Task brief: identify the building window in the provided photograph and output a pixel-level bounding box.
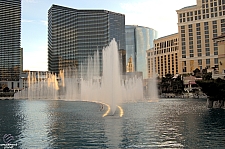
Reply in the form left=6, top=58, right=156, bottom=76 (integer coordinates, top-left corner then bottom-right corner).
left=198, top=59, right=202, bottom=65
left=214, top=58, right=218, bottom=64
left=195, top=16, right=198, bottom=20
left=196, top=23, right=200, bottom=27
left=205, top=31, right=209, bottom=34
left=210, top=3, right=213, bottom=7
left=179, top=14, right=182, bottom=18
left=206, top=59, right=210, bottom=65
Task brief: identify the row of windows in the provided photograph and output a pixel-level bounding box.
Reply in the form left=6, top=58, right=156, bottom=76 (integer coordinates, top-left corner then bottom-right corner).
left=148, top=54, right=178, bottom=76
left=202, top=0, right=225, bottom=5
left=179, top=3, right=225, bottom=23
left=154, top=38, right=178, bottom=48
left=182, top=58, right=218, bottom=73
left=180, top=19, right=224, bottom=58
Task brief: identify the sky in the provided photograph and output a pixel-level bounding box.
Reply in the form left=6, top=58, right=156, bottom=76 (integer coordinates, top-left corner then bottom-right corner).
left=21, top=0, right=196, bottom=71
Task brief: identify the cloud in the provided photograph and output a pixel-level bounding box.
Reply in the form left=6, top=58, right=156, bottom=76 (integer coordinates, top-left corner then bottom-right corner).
left=23, top=0, right=38, bottom=3
left=22, top=19, right=34, bottom=23
left=22, top=19, right=48, bottom=26
left=41, top=20, right=48, bottom=26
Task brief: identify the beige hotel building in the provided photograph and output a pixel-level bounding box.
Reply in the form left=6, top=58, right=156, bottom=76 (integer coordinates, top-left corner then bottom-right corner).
left=177, top=0, right=225, bottom=74
left=147, top=33, right=179, bottom=78
left=147, top=0, right=225, bottom=78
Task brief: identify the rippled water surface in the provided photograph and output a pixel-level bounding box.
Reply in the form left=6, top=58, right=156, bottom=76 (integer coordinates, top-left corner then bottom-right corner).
left=0, top=98, right=225, bottom=148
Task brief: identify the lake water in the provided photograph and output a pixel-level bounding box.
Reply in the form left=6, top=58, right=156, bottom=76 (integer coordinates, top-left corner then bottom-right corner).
left=0, top=98, right=225, bottom=148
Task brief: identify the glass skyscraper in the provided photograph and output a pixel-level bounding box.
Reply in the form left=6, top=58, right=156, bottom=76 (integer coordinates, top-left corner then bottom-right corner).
left=0, top=0, right=21, bottom=81
left=48, top=5, right=125, bottom=75
left=125, top=25, right=157, bottom=79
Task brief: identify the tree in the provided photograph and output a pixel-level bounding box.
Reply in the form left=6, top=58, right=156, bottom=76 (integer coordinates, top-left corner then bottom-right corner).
left=3, top=87, right=10, bottom=92
left=196, top=78, right=225, bottom=101
left=202, top=72, right=212, bottom=80
left=171, top=75, right=184, bottom=94
left=193, top=68, right=201, bottom=78
left=160, top=74, right=173, bottom=93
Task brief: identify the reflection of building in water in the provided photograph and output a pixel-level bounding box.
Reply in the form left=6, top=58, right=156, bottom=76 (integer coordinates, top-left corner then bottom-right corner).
left=126, top=56, right=134, bottom=72
left=48, top=5, right=125, bottom=75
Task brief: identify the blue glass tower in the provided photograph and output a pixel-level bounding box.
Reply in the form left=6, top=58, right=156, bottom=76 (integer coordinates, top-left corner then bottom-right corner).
left=125, top=25, right=157, bottom=79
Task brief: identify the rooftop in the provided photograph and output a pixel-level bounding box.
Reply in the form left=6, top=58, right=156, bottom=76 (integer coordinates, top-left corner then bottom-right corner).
left=155, top=33, right=178, bottom=40
left=177, top=5, right=197, bottom=11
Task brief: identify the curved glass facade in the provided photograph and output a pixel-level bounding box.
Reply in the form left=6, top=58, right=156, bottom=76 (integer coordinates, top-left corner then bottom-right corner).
left=125, top=25, right=157, bottom=79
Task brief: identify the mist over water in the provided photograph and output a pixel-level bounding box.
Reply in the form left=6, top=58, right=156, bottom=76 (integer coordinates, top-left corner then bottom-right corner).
left=15, top=39, right=158, bottom=115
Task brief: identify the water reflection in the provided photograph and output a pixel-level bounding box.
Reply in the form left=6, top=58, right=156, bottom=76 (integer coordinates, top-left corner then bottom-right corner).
left=0, top=99, right=225, bottom=148
left=0, top=100, right=23, bottom=145
left=16, top=100, right=51, bottom=148
left=46, top=101, right=108, bottom=148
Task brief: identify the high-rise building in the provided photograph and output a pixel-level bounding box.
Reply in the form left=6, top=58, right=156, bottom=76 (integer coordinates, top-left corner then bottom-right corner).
left=147, top=33, right=179, bottom=78
left=125, top=25, right=157, bottom=79
left=48, top=5, right=125, bottom=75
left=176, top=0, right=225, bottom=74
left=0, top=0, right=21, bottom=81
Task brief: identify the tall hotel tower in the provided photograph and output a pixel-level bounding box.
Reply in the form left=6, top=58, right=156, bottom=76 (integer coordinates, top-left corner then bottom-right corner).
left=0, top=0, right=21, bottom=81
left=177, top=0, right=225, bottom=74
left=125, top=25, right=157, bottom=79
left=48, top=5, right=125, bottom=74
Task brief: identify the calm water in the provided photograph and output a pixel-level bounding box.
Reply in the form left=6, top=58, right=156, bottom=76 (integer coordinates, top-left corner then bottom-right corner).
left=0, top=98, right=225, bottom=148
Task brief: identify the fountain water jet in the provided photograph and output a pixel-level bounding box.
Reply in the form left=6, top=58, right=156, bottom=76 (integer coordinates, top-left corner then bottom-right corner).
left=15, top=39, right=158, bottom=115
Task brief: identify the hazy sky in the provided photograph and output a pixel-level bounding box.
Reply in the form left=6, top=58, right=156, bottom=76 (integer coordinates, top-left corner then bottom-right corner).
left=22, top=0, right=196, bottom=71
